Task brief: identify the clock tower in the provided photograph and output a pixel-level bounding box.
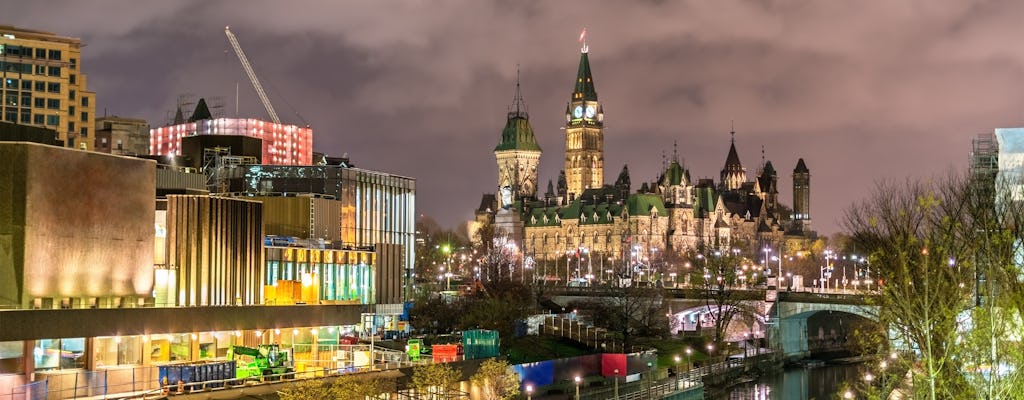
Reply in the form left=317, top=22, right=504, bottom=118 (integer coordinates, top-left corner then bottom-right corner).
left=494, top=69, right=542, bottom=209
left=563, top=39, right=604, bottom=202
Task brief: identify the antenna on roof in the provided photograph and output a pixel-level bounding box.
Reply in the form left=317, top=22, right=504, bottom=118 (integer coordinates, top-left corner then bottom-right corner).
left=509, top=64, right=528, bottom=118
left=673, top=140, right=679, bottom=162
left=730, top=120, right=735, bottom=143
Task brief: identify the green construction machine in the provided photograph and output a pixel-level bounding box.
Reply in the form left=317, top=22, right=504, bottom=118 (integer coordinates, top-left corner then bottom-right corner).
left=227, top=344, right=293, bottom=380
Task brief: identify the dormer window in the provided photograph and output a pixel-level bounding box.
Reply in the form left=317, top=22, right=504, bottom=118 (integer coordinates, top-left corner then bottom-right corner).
left=581, top=214, right=587, bottom=223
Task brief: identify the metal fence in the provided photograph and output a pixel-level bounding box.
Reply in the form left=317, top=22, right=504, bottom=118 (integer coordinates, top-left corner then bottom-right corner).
left=0, top=381, right=46, bottom=400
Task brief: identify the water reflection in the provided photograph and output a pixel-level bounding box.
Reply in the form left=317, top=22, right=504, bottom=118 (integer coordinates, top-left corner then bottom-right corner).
left=717, top=363, right=863, bottom=400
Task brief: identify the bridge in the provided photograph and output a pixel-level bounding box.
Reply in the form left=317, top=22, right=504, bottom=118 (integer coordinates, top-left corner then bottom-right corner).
left=540, top=286, right=880, bottom=360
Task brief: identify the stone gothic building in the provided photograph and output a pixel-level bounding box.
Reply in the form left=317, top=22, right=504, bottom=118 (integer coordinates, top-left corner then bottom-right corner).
left=473, top=39, right=814, bottom=279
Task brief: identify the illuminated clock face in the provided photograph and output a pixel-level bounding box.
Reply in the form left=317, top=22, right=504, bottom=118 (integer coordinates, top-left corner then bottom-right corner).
left=585, top=105, right=596, bottom=119
left=573, top=105, right=583, bottom=119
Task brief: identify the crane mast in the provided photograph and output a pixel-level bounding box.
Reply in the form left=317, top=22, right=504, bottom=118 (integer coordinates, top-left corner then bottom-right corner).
left=224, top=26, right=281, bottom=124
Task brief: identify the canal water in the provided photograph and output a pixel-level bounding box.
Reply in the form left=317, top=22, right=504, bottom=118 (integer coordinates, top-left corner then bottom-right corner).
left=715, top=362, right=864, bottom=400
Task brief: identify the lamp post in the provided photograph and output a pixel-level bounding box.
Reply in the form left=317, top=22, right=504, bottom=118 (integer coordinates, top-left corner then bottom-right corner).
left=525, top=384, right=533, bottom=400
left=574, top=375, right=581, bottom=400
left=613, top=369, right=620, bottom=399
left=685, top=347, right=692, bottom=371
left=674, top=355, right=681, bottom=388
left=645, top=361, right=653, bottom=398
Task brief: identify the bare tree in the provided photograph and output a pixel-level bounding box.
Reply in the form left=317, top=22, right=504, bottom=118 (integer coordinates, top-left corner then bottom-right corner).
left=845, top=176, right=977, bottom=399
left=686, top=245, right=757, bottom=348
left=573, top=286, right=667, bottom=348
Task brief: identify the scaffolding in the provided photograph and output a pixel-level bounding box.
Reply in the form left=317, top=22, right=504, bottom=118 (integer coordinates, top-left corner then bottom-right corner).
left=203, top=147, right=257, bottom=193
left=970, top=132, right=998, bottom=178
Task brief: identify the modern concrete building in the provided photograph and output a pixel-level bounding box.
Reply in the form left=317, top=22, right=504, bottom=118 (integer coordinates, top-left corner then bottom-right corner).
left=94, top=116, right=150, bottom=155
left=0, top=143, right=402, bottom=397
left=0, top=25, right=96, bottom=150
left=221, top=164, right=417, bottom=300
left=0, top=142, right=155, bottom=310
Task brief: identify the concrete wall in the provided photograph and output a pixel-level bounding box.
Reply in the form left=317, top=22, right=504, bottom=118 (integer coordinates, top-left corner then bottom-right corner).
left=0, top=142, right=155, bottom=308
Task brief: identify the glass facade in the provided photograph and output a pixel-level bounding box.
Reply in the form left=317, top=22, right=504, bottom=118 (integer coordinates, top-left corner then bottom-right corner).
left=265, top=247, right=375, bottom=304
left=225, top=165, right=416, bottom=299
left=0, top=341, right=23, bottom=374
left=32, top=338, right=84, bottom=371
left=94, top=336, right=142, bottom=367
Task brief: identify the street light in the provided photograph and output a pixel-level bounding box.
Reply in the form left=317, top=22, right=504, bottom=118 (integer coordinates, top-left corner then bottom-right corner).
left=673, top=355, right=681, bottom=388
left=613, top=369, right=620, bottom=399
left=685, top=347, right=692, bottom=371
left=525, top=384, right=533, bottom=400
left=645, top=361, right=653, bottom=398
left=574, top=375, right=581, bottom=400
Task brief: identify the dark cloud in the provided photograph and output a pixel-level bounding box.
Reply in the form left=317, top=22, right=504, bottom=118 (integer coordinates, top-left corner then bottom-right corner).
left=10, top=0, right=1024, bottom=235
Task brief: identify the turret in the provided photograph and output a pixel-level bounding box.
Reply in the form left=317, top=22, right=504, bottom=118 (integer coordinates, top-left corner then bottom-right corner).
left=494, top=68, right=542, bottom=208
left=720, top=129, right=746, bottom=191
left=792, top=158, right=811, bottom=233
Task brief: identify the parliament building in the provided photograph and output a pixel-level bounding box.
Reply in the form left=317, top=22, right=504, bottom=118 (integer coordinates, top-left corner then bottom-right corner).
left=473, top=40, right=814, bottom=281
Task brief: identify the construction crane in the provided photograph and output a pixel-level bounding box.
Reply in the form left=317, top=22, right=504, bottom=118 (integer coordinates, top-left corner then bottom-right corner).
left=224, top=26, right=281, bottom=124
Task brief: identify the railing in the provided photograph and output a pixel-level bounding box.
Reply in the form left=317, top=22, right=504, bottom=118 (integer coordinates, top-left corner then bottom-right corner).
left=0, top=381, right=46, bottom=400
left=541, top=316, right=644, bottom=353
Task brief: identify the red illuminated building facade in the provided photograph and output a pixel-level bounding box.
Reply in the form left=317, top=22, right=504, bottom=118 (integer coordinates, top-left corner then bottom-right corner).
left=149, top=99, right=312, bottom=165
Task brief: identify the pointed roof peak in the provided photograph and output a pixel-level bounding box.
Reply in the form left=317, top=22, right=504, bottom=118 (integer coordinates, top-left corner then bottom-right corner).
left=188, top=98, right=212, bottom=122
left=725, top=131, right=742, bottom=168
left=794, top=158, right=809, bottom=173
left=572, top=40, right=598, bottom=101
left=496, top=68, right=540, bottom=152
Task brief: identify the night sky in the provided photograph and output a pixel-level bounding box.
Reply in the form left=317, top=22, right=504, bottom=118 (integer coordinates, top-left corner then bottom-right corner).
left=12, top=1, right=1024, bottom=235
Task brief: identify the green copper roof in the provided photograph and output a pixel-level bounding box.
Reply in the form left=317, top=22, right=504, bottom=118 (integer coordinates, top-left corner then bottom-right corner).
left=662, top=160, right=687, bottom=186
left=573, top=52, right=598, bottom=101
left=762, top=160, right=775, bottom=177
left=494, top=116, right=541, bottom=152
left=694, top=186, right=718, bottom=217
left=626, top=194, right=668, bottom=217
left=495, top=73, right=542, bottom=152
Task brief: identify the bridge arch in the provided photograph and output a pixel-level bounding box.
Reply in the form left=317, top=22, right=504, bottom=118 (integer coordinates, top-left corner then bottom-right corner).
left=670, top=304, right=769, bottom=342
left=769, top=302, right=880, bottom=360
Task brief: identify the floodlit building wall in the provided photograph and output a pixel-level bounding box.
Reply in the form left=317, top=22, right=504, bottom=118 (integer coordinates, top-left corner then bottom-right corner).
left=163, top=195, right=264, bottom=306
left=0, top=142, right=154, bottom=309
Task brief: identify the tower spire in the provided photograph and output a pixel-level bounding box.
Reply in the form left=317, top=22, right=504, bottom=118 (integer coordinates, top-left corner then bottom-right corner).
left=761, top=145, right=766, bottom=171
left=673, top=140, right=679, bottom=162
left=510, top=64, right=527, bottom=118
left=730, top=120, right=735, bottom=144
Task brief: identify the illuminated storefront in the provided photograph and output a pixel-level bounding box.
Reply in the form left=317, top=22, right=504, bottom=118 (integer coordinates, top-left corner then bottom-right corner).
left=265, top=247, right=375, bottom=304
